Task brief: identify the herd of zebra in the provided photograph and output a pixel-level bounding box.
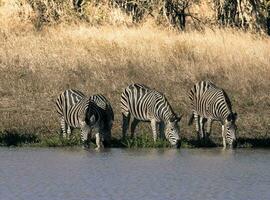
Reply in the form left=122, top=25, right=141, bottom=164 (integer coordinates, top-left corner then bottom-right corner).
left=55, top=80, right=238, bottom=149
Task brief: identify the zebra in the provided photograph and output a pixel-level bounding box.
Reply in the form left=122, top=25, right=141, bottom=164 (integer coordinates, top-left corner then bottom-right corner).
left=55, top=89, right=114, bottom=149
left=188, top=80, right=237, bottom=148
left=72, top=0, right=84, bottom=12
left=121, top=83, right=182, bottom=147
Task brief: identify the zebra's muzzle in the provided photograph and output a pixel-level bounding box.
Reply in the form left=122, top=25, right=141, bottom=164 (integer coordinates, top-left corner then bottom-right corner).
left=230, top=140, right=237, bottom=148
left=174, top=140, right=181, bottom=148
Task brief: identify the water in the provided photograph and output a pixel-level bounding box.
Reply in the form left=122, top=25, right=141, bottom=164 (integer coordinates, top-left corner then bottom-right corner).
left=0, top=148, right=270, bottom=200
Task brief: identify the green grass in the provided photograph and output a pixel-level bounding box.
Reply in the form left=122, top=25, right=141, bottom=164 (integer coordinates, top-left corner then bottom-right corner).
left=36, top=135, right=82, bottom=147
left=121, top=134, right=171, bottom=148
left=1, top=131, right=270, bottom=148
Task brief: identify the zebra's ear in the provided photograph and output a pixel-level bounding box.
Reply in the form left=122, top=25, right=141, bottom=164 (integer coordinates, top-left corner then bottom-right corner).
left=227, top=114, right=232, bottom=121
left=86, top=114, right=95, bottom=125
left=234, top=112, right=238, bottom=120
left=178, top=114, right=183, bottom=122
left=175, top=115, right=183, bottom=122
left=89, top=115, right=96, bottom=124
left=227, top=113, right=237, bottom=122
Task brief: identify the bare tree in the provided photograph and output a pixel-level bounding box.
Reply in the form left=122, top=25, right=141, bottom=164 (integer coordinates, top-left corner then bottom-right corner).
left=214, top=0, right=270, bottom=34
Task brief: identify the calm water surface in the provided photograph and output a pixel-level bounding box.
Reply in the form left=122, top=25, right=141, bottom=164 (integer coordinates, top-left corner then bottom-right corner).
left=0, top=148, right=270, bottom=200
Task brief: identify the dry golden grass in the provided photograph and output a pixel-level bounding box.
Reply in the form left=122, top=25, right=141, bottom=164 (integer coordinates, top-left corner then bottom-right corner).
left=0, top=0, right=269, bottom=145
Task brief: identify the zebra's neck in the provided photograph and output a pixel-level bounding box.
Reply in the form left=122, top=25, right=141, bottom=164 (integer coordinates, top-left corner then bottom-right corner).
left=219, top=107, right=232, bottom=123
left=82, top=99, right=90, bottom=112
left=159, top=101, right=175, bottom=124
left=210, top=91, right=232, bottom=123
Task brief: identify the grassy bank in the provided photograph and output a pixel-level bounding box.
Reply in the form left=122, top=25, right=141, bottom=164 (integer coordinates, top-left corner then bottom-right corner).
left=0, top=1, right=270, bottom=148
left=1, top=131, right=270, bottom=148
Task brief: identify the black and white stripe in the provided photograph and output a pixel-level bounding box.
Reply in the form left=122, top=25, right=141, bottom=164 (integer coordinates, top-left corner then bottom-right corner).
left=72, top=0, right=84, bottom=12
left=55, top=89, right=114, bottom=149
left=188, top=81, right=237, bottom=147
left=121, top=83, right=181, bottom=147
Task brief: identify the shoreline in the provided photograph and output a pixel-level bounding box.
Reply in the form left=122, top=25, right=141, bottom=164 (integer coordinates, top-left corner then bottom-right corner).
left=1, top=131, right=269, bottom=148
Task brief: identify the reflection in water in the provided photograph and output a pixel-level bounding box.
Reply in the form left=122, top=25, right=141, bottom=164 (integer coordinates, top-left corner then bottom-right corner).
left=0, top=148, right=270, bottom=200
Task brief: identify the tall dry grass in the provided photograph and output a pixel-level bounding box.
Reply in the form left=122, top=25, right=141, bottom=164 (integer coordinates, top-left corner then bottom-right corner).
left=0, top=0, right=269, bottom=144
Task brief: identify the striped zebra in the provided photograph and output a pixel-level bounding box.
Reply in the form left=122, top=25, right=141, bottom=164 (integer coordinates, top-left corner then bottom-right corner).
left=72, top=0, right=84, bottom=12
left=188, top=81, right=237, bottom=148
left=55, top=89, right=114, bottom=149
left=121, top=83, right=181, bottom=147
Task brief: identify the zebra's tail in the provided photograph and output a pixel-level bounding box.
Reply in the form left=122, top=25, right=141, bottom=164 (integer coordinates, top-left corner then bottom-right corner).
left=188, top=113, right=194, bottom=126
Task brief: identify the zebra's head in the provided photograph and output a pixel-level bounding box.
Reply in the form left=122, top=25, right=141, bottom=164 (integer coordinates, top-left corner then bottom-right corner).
left=85, top=114, right=97, bottom=126
left=225, top=112, right=238, bottom=147
left=97, top=109, right=114, bottom=147
left=85, top=111, right=107, bottom=146
left=165, top=115, right=182, bottom=148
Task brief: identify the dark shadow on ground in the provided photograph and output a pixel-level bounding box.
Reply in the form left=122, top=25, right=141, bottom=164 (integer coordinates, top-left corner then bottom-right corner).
left=237, top=137, right=270, bottom=148
left=181, top=137, right=218, bottom=148
left=0, top=130, right=39, bottom=146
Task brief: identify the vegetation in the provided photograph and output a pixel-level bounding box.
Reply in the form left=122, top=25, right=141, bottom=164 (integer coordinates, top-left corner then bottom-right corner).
left=0, top=0, right=269, bottom=148
left=1, top=130, right=270, bottom=148
left=5, top=0, right=269, bottom=33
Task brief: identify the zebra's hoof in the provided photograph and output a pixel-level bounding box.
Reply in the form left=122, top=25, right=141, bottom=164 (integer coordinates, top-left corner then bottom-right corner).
left=175, top=140, right=181, bottom=148
left=82, top=144, right=90, bottom=149
left=231, top=140, right=237, bottom=148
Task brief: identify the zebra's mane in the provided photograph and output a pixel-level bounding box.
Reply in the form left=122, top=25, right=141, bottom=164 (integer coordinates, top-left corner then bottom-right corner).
left=132, top=83, right=151, bottom=90
left=222, top=89, right=233, bottom=112
left=154, top=90, right=177, bottom=120
left=69, top=89, right=86, bottom=97
left=207, top=81, right=233, bottom=113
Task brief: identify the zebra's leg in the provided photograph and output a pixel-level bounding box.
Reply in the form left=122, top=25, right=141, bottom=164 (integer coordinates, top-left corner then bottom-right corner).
left=67, top=125, right=71, bottom=140
left=194, top=113, right=200, bottom=140
left=222, top=124, right=226, bottom=148
left=130, top=118, right=140, bottom=138
left=80, top=123, right=90, bottom=148
left=202, top=118, right=208, bottom=140
left=95, top=132, right=104, bottom=150
left=81, top=131, right=88, bottom=148
left=159, top=122, right=165, bottom=139
left=122, top=113, right=130, bottom=139
left=150, top=119, right=159, bottom=142
left=199, top=116, right=205, bottom=139
left=60, top=117, right=67, bottom=138
left=206, top=118, right=212, bottom=139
